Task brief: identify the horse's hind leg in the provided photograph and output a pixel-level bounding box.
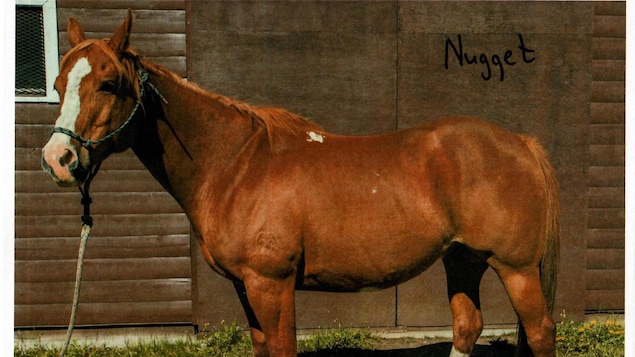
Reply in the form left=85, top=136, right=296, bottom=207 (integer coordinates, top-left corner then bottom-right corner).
left=443, top=244, right=489, bottom=357
left=494, top=266, right=555, bottom=357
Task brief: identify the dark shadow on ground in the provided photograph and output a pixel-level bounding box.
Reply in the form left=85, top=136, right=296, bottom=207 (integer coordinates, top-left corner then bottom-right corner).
left=300, top=341, right=516, bottom=357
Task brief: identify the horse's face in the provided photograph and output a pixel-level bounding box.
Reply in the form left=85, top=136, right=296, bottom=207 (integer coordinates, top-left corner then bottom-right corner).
left=42, top=12, right=136, bottom=186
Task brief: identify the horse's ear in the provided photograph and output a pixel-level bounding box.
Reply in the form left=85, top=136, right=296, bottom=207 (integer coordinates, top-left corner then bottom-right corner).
left=67, top=17, right=86, bottom=47
left=109, top=9, right=133, bottom=55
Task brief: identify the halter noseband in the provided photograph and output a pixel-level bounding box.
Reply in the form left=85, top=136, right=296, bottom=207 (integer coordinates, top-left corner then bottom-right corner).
left=50, top=70, right=161, bottom=150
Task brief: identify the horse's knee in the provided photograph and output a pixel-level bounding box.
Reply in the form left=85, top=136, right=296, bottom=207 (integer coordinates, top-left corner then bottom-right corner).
left=449, top=292, right=483, bottom=353
left=453, top=314, right=483, bottom=353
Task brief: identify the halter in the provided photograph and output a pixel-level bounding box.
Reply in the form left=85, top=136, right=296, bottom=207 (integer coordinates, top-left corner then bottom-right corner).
left=49, top=70, right=164, bottom=150
left=48, top=69, right=166, bottom=209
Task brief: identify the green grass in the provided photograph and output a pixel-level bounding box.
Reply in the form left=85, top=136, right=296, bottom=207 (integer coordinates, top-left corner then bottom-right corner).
left=15, top=322, right=253, bottom=357
left=298, top=327, right=376, bottom=352
left=556, top=312, right=624, bottom=357
left=15, top=315, right=624, bottom=356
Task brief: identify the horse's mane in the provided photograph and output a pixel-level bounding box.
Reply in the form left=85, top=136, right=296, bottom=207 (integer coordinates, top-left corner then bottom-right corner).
left=70, top=40, right=322, bottom=149
left=140, top=58, right=324, bottom=148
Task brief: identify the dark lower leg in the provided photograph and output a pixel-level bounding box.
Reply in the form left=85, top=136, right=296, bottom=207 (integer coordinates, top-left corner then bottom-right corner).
left=443, top=244, right=489, bottom=355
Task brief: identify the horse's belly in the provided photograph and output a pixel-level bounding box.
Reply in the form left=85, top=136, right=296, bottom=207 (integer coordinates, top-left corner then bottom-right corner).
left=298, top=232, right=445, bottom=292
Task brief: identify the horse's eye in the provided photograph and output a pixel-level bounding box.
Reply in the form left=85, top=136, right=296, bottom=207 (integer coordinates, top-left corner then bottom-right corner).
left=99, top=81, right=118, bottom=94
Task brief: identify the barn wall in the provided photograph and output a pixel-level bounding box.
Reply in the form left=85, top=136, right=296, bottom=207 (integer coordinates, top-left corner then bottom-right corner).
left=394, top=1, right=592, bottom=326
left=16, top=0, right=624, bottom=331
left=585, top=1, right=625, bottom=311
left=188, top=1, right=600, bottom=329
left=14, top=0, right=191, bottom=328
left=187, top=1, right=401, bottom=330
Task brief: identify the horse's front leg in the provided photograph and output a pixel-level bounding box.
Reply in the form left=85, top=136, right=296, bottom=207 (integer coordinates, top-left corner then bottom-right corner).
left=234, top=282, right=269, bottom=356
left=241, top=273, right=298, bottom=357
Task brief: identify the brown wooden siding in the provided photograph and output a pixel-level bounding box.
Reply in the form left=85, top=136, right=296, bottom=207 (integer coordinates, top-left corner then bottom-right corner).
left=14, top=0, right=190, bottom=328
left=586, top=1, right=625, bottom=311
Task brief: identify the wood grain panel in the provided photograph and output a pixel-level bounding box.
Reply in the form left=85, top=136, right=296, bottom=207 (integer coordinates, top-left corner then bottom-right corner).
left=16, top=148, right=148, bottom=171
left=15, top=124, right=49, bottom=149
left=188, top=1, right=397, bottom=136
left=589, top=145, right=624, bottom=166
left=588, top=124, right=624, bottom=145
left=589, top=172, right=623, bottom=191
left=16, top=257, right=191, bottom=283
left=585, top=290, right=624, bottom=312
left=57, top=0, right=185, bottom=11
left=57, top=9, right=186, bottom=34
left=16, top=192, right=181, bottom=216
left=59, top=33, right=186, bottom=57
left=590, top=103, right=624, bottom=124
left=586, top=249, right=624, bottom=270
left=593, top=2, right=626, bottom=16
left=193, top=1, right=396, bottom=34
left=16, top=170, right=166, bottom=193
left=588, top=3, right=625, bottom=311
left=592, top=38, right=625, bottom=60
left=296, top=289, right=396, bottom=329
left=592, top=60, right=625, bottom=81
left=591, top=81, right=625, bottom=103
left=587, top=229, right=624, bottom=249
left=399, top=1, right=592, bottom=34
left=147, top=56, right=187, bottom=77
left=16, top=279, right=191, bottom=305
left=15, top=213, right=189, bottom=238
left=15, top=235, right=190, bottom=260
left=593, top=16, right=626, bottom=38
left=15, top=103, right=59, bottom=125
left=16, top=0, right=193, bottom=330
left=586, top=269, right=624, bottom=291
left=588, top=187, right=624, bottom=208
left=16, top=300, right=191, bottom=327
left=587, top=208, right=624, bottom=229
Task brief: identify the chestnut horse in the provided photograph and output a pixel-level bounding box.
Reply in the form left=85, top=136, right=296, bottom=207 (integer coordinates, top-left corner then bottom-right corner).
left=41, top=11, right=559, bottom=357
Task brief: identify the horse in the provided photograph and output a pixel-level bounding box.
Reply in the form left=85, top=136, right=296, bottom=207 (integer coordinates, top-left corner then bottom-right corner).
left=41, top=11, right=559, bottom=357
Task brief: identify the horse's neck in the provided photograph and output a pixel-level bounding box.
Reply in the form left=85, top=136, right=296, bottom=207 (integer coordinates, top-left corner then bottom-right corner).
left=132, top=70, right=256, bottom=210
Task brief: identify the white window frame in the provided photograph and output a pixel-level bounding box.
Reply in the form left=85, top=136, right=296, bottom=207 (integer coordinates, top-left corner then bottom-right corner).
left=15, top=0, right=59, bottom=103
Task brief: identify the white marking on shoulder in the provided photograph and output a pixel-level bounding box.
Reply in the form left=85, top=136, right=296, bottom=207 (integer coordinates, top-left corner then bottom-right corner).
left=306, top=131, right=324, bottom=143
left=52, top=57, right=92, bottom=145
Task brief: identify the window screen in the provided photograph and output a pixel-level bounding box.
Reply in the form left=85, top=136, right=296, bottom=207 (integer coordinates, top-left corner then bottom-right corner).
left=15, top=0, right=58, bottom=103
left=16, top=6, right=47, bottom=97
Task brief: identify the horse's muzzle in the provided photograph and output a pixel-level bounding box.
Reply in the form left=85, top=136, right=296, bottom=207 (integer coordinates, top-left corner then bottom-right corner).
left=41, top=142, right=87, bottom=186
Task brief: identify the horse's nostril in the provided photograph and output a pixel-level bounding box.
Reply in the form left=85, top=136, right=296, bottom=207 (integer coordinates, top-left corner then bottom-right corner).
left=59, top=148, right=75, bottom=167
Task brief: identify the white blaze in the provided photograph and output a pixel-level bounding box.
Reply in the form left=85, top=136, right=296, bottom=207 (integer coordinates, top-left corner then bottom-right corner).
left=306, top=131, right=324, bottom=143
left=50, top=57, right=92, bottom=146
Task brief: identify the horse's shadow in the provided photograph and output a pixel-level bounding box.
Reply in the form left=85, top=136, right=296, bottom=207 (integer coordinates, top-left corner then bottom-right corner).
left=299, top=341, right=516, bottom=357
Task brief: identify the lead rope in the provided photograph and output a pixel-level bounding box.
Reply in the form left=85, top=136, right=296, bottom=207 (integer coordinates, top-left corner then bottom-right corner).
left=58, top=163, right=101, bottom=357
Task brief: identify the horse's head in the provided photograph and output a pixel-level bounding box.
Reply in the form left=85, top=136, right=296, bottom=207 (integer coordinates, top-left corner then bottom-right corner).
left=42, top=10, right=143, bottom=186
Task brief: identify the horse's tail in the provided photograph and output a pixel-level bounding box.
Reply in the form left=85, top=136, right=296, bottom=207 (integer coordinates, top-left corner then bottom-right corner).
left=517, top=135, right=560, bottom=353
